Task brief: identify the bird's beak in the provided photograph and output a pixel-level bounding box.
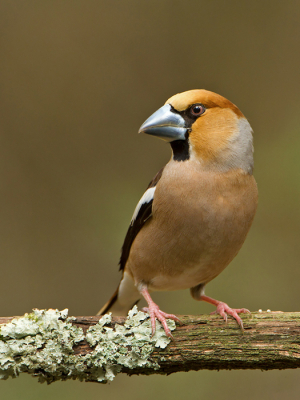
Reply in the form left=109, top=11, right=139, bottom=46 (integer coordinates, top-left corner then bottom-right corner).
left=138, top=104, right=186, bottom=142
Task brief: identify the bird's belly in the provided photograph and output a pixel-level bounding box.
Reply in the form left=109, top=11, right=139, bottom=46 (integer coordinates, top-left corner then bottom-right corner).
left=127, top=207, right=247, bottom=291
left=148, top=262, right=219, bottom=291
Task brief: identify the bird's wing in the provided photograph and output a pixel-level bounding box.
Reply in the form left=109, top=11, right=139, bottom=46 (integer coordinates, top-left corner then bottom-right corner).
left=119, top=167, right=164, bottom=271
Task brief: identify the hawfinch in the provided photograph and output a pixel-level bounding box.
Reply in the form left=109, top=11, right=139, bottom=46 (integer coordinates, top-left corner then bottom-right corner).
left=98, top=89, right=258, bottom=337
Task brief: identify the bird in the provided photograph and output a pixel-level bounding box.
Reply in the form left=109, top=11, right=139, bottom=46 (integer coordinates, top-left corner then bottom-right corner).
left=98, top=89, right=258, bottom=338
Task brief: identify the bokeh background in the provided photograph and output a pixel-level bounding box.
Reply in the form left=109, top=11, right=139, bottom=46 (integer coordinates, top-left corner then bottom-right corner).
left=1, top=1, right=300, bottom=399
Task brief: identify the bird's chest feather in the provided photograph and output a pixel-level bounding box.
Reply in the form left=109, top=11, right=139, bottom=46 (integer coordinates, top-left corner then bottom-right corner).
left=154, top=164, right=256, bottom=241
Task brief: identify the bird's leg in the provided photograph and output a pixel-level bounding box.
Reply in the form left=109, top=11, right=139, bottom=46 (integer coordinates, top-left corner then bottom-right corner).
left=200, top=295, right=250, bottom=330
left=140, top=287, right=181, bottom=338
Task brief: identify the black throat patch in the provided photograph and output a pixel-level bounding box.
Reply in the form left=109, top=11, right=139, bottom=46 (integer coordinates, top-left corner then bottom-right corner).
left=170, top=139, right=190, bottom=162
left=169, top=105, right=196, bottom=162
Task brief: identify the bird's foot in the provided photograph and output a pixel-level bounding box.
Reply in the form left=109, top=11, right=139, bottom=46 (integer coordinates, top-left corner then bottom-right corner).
left=142, top=305, right=181, bottom=338
left=210, top=302, right=250, bottom=330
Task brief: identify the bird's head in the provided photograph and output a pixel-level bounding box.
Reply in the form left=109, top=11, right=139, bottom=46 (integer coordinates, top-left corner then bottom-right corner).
left=139, top=90, right=254, bottom=174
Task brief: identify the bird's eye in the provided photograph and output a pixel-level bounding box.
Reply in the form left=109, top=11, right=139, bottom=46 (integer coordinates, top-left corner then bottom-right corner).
left=190, top=104, right=205, bottom=117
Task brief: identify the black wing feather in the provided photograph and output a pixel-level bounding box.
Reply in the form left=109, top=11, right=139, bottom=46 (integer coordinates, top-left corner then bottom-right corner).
left=119, top=167, right=164, bottom=271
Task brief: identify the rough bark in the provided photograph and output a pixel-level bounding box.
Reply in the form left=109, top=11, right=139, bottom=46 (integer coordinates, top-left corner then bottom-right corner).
left=75, top=311, right=300, bottom=373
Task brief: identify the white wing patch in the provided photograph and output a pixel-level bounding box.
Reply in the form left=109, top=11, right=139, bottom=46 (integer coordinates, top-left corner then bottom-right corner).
left=131, top=186, right=156, bottom=224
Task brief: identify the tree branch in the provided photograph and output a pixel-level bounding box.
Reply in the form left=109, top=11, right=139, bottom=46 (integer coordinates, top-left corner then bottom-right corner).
left=0, top=309, right=300, bottom=384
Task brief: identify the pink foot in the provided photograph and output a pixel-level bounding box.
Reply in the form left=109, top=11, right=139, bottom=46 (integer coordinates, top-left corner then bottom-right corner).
left=139, top=286, right=180, bottom=338
left=142, top=305, right=181, bottom=338
left=210, top=302, right=250, bottom=330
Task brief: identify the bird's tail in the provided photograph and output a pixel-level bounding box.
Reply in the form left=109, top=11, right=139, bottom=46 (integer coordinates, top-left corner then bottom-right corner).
left=97, top=272, right=141, bottom=316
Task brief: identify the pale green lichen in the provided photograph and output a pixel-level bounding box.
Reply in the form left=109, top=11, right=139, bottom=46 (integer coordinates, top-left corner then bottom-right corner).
left=0, top=307, right=175, bottom=384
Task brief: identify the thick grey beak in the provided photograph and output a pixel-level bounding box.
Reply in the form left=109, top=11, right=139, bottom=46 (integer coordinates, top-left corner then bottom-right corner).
left=138, top=104, right=186, bottom=142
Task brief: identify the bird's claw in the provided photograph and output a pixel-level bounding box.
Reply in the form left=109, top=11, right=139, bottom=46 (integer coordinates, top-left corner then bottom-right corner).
left=142, top=305, right=181, bottom=339
left=210, top=302, right=250, bottom=330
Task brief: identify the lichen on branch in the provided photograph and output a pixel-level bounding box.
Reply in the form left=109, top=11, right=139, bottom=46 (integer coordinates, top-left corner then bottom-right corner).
left=0, top=307, right=175, bottom=384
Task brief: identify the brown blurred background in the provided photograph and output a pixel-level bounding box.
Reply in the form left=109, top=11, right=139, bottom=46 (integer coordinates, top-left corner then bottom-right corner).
left=1, top=1, right=300, bottom=399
